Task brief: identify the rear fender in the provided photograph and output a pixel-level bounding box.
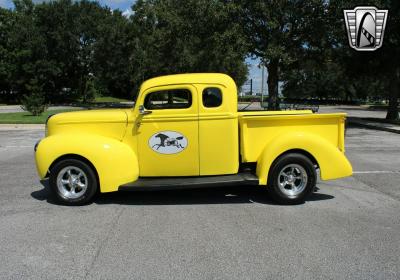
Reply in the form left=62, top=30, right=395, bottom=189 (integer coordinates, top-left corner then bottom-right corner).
left=35, top=133, right=138, bottom=192
left=256, top=132, right=352, bottom=185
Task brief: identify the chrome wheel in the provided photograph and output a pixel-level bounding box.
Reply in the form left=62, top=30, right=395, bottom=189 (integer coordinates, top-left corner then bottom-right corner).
left=56, top=166, right=88, bottom=200
left=277, top=164, right=308, bottom=198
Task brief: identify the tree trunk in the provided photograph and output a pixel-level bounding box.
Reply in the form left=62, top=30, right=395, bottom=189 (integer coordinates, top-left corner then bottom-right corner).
left=386, top=68, right=399, bottom=120
left=267, top=59, right=279, bottom=110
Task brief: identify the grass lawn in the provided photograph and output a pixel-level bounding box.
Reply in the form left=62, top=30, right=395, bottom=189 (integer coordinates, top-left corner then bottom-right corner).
left=0, top=109, right=81, bottom=124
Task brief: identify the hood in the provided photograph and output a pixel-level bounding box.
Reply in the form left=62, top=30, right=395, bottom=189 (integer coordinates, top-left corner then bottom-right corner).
left=47, top=109, right=129, bottom=140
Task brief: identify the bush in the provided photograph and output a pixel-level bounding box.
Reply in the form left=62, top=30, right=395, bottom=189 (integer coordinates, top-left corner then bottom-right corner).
left=82, top=78, right=98, bottom=103
left=21, top=83, right=48, bottom=116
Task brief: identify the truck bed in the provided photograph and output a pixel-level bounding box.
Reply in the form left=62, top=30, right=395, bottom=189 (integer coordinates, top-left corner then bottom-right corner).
left=238, top=110, right=346, bottom=162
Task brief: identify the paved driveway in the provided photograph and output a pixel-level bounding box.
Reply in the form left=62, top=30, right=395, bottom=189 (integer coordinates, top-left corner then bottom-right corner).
left=0, top=127, right=399, bottom=279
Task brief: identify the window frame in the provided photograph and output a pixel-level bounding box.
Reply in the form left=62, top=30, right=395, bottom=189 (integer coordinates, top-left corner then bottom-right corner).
left=202, top=87, right=223, bottom=108
left=143, top=88, right=193, bottom=110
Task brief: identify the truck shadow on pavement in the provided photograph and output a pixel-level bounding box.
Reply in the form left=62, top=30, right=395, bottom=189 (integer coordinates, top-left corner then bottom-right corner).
left=31, top=180, right=334, bottom=206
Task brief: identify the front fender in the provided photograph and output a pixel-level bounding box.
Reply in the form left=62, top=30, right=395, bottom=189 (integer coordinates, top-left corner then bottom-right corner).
left=256, top=132, right=352, bottom=185
left=35, top=133, right=139, bottom=192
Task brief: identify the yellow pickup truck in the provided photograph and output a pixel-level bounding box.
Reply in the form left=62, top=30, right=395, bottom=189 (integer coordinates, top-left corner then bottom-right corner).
left=34, top=73, right=352, bottom=205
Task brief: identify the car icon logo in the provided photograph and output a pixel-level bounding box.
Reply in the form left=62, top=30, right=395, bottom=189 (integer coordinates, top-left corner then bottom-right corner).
left=343, top=6, right=388, bottom=51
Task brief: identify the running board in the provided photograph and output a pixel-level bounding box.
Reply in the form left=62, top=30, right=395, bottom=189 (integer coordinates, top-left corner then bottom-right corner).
left=119, top=173, right=259, bottom=191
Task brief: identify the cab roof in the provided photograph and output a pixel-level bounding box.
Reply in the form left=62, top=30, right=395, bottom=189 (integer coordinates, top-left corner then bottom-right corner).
left=140, top=73, right=237, bottom=92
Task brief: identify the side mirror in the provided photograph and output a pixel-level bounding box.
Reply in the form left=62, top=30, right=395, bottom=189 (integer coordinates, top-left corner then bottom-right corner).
left=139, top=105, right=152, bottom=116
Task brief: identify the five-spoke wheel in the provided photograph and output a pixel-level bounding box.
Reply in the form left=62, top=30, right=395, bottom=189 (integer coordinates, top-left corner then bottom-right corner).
left=49, top=159, right=98, bottom=205
left=56, top=166, right=88, bottom=200
left=268, top=153, right=316, bottom=204
left=278, top=164, right=308, bottom=198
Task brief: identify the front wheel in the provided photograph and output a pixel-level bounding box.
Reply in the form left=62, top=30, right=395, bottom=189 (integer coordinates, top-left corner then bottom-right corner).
left=49, top=159, right=98, bottom=205
left=267, top=153, right=316, bottom=205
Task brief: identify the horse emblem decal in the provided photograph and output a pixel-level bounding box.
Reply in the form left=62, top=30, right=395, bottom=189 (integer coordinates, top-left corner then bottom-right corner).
left=148, top=131, right=188, bottom=154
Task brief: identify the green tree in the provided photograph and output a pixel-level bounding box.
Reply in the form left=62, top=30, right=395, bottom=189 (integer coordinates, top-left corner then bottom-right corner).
left=130, top=0, right=248, bottom=94
left=21, top=79, right=48, bottom=115
left=237, top=0, right=326, bottom=110
left=8, top=0, right=51, bottom=103
left=381, top=1, right=400, bottom=120
left=282, top=59, right=347, bottom=101
left=82, top=76, right=97, bottom=103
left=274, top=0, right=399, bottom=120
left=34, top=0, right=111, bottom=102
left=93, top=9, right=136, bottom=98
left=0, top=8, right=15, bottom=102
left=324, top=0, right=399, bottom=119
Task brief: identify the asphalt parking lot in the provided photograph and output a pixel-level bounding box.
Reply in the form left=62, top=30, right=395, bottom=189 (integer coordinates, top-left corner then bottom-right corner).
left=0, top=126, right=399, bottom=279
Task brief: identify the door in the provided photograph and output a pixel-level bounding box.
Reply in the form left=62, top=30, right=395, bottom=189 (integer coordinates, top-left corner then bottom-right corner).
left=136, top=85, right=199, bottom=176
left=197, top=85, right=239, bottom=175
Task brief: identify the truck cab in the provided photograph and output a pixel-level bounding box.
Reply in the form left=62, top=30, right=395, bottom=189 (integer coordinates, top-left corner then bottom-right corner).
left=35, top=73, right=352, bottom=205
left=132, top=74, right=239, bottom=177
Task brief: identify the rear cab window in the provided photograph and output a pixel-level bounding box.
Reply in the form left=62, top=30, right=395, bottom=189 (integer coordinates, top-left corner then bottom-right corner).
left=202, top=87, right=222, bottom=108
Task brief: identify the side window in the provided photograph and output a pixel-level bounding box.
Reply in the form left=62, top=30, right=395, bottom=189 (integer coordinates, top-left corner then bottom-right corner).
left=202, top=87, right=222, bottom=108
left=144, top=89, right=192, bottom=110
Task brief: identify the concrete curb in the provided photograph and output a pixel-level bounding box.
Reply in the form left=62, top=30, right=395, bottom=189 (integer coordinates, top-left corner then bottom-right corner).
left=0, top=124, right=45, bottom=130
left=348, top=118, right=400, bottom=134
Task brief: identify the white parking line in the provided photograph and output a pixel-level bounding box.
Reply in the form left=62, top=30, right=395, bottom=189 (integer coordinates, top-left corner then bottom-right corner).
left=353, top=171, right=400, bottom=174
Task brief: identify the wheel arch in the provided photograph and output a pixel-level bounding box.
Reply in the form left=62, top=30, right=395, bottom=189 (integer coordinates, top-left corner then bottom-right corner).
left=266, top=149, right=318, bottom=188
left=275, top=149, right=319, bottom=168
left=46, top=154, right=100, bottom=188
left=256, top=132, right=352, bottom=185
left=35, top=134, right=139, bottom=193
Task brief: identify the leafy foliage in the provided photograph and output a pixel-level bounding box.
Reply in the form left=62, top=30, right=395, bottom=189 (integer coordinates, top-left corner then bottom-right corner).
left=0, top=0, right=399, bottom=119
left=82, top=77, right=98, bottom=103
left=130, top=0, right=248, bottom=95
left=0, top=0, right=248, bottom=104
left=237, top=0, right=327, bottom=110
left=281, top=0, right=399, bottom=119
left=20, top=80, right=48, bottom=115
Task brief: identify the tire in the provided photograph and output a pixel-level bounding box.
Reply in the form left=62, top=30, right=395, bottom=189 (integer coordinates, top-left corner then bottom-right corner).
left=267, top=153, right=316, bottom=205
left=49, top=158, right=98, bottom=205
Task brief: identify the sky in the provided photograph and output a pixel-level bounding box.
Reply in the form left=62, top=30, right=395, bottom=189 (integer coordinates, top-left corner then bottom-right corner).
left=0, top=0, right=265, bottom=94
left=0, top=0, right=136, bottom=16
left=245, top=57, right=266, bottom=95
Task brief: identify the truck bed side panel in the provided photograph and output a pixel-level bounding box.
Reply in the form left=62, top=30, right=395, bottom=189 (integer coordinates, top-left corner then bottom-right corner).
left=239, top=113, right=346, bottom=162
left=239, top=113, right=351, bottom=183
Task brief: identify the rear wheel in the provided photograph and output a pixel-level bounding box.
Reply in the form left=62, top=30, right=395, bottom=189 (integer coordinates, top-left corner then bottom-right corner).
left=267, top=153, right=316, bottom=204
left=49, top=159, right=98, bottom=205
